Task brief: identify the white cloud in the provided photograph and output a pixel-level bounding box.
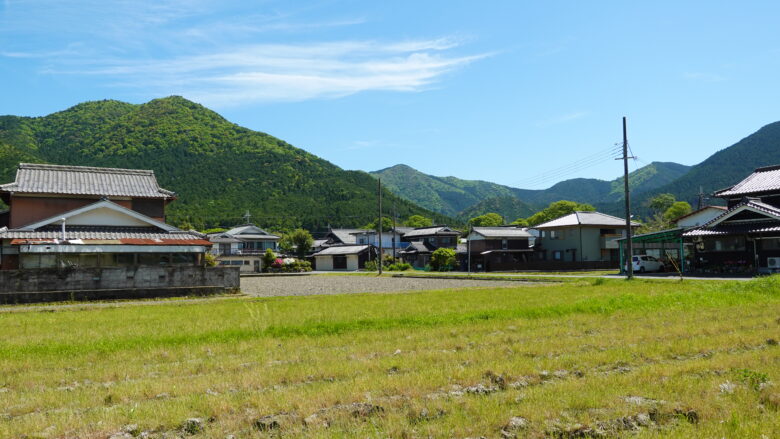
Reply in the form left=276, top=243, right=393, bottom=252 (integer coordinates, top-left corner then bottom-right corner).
left=47, top=39, right=488, bottom=106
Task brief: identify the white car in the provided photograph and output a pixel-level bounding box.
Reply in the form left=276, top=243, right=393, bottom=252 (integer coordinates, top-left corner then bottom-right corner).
left=629, top=255, right=664, bottom=273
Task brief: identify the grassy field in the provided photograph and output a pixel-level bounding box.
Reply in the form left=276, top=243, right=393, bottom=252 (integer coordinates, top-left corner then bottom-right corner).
left=1, top=277, right=779, bottom=438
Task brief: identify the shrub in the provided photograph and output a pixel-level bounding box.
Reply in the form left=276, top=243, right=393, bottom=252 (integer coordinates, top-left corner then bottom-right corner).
left=387, top=262, right=412, bottom=271
left=204, top=253, right=217, bottom=267
left=364, top=260, right=378, bottom=271
left=261, top=248, right=276, bottom=273
left=430, top=248, right=457, bottom=271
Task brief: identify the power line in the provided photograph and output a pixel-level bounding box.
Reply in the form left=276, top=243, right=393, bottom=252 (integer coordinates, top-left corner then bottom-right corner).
left=512, top=145, right=623, bottom=188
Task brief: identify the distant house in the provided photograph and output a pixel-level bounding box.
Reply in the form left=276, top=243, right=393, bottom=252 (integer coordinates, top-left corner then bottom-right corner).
left=0, top=163, right=211, bottom=270
left=311, top=245, right=376, bottom=271
left=672, top=206, right=727, bottom=228
left=682, top=165, right=780, bottom=274
left=323, top=227, right=369, bottom=246
left=532, top=211, right=639, bottom=268
left=399, top=225, right=460, bottom=268
left=351, top=227, right=412, bottom=257
left=207, top=224, right=280, bottom=272
left=466, top=226, right=534, bottom=271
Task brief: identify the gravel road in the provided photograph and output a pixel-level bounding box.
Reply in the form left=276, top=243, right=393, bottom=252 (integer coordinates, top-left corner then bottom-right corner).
left=240, top=274, right=539, bottom=297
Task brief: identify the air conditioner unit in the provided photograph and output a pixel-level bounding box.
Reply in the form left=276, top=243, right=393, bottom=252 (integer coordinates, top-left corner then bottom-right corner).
left=768, top=257, right=780, bottom=269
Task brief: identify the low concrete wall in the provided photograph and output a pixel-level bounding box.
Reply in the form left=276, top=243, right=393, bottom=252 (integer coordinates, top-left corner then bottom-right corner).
left=0, top=266, right=240, bottom=303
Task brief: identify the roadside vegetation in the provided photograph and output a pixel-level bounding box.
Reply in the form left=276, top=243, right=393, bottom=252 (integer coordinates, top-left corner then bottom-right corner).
left=1, top=277, right=779, bottom=438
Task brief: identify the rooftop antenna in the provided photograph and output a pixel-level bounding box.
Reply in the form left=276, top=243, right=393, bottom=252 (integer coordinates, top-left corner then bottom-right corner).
left=243, top=210, right=252, bottom=225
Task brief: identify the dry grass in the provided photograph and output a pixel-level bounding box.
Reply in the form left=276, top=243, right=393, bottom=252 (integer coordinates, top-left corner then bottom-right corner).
left=1, top=277, right=779, bottom=438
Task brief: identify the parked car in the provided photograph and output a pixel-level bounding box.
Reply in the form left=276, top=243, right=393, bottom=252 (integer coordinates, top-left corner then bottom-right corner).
left=628, top=255, right=664, bottom=273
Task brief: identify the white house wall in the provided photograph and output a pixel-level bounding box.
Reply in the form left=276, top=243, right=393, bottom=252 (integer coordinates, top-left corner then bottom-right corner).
left=57, top=207, right=152, bottom=227
left=315, top=256, right=333, bottom=271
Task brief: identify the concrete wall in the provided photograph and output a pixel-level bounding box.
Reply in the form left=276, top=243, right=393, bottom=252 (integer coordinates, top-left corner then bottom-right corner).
left=0, top=266, right=240, bottom=296
left=347, top=254, right=359, bottom=271
left=315, top=255, right=333, bottom=271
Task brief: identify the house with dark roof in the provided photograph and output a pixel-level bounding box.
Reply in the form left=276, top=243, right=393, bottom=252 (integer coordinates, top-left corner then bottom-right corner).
left=532, top=211, right=639, bottom=268
left=682, top=165, right=780, bottom=274
left=207, top=224, right=280, bottom=272
left=399, top=225, right=460, bottom=268
left=465, top=226, right=534, bottom=271
left=0, top=163, right=211, bottom=270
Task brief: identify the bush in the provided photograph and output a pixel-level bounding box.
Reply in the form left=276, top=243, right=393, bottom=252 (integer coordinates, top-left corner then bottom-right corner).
left=430, top=248, right=457, bottom=271
left=280, top=259, right=312, bottom=273
left=364, top=260, right=378, bottom=271
left=387, top=262, right=412, bottom=271
left=261, top=249, right=276, bottom=273
left=204, top=253, right=217, bottom=267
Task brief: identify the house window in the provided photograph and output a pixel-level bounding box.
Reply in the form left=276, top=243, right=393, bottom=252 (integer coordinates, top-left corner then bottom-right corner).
left=502, top=239, right=508, bottom=250
left=429, top=237, right=437, bottom=245
left=705, top=236, right=746, bottom=252
left=244, top=260, right=250, bottom=265
left=550, top=231, right=560, bottom=240
left=553, top=250, right=563, bottom=260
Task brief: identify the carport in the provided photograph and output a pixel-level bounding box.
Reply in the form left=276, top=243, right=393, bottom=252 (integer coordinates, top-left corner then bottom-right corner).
left=617, top=228, right=687, bottom=274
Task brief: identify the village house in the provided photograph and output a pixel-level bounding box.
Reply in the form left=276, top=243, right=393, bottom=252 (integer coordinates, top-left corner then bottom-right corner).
left=0, top=163, right=238, bottom=302
left=682, top=165, right=780, bottom=274
left=351, top=227, right=412, bottom=257
left=207, top=224, right=280, bottom=272
left=399, top=225, right=460, bottom=268
left=0, top=163, right=212, bottom=270
left=465, top=226, right=534, bottom=272
left=532, top=211, right=639, bottom=269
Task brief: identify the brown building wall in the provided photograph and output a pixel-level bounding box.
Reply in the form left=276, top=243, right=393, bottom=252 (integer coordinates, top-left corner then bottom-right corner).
left=8, top=196, right=165, bottom=228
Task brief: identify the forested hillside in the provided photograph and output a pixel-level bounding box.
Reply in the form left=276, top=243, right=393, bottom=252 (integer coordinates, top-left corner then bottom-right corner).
left=0, top=97, right=451, bottom=231
left=373, top=161, right=690, bottom=219
left=456, top=196, right=535, bottom=222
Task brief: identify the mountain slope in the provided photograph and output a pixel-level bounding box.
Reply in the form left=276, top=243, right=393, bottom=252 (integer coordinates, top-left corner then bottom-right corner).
left=372, top=161, right=691, bottom=217
left=640, top=121, right=780, bottom=205
left=456, top=196, right=535, bottom=222
left=0, top=97, right=451, bottom=231
left=371, top=164, right=519, bottom=216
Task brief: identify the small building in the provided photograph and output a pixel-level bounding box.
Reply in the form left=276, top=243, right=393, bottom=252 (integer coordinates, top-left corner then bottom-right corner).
left=399, top=225, right=460, bottom=268
left=466, top=226, right=534, bottom=271
left=682, top=165, right=780, bottom=274
left=351, top=228, right=411, bottom=257
left=208, top=224, right=280, bottom=272
left=672, top=206, right=727, bottom=228
left=323, top=227, right=370, bottom=246
left=311, top=245, right=376, bottom=271
left=532, top=211, right=639, bottom=268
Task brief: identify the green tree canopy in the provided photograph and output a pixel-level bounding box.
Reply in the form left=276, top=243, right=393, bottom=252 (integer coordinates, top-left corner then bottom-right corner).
left=430, top=248, right=457, bottom=271
left=363, top=217, right=394, bottom=232
left=663, top=201, right=692, bottom=222
left=511, top=218, right=529, bottom=227
left=468, top=212, right=504, bottom=227
left=279, top=229, right=314, bottom=259
left=647, top=193, right=676, bottom=214
left=404, top=214, right=434, bottom=228
left=525, top=200, right=596, bottom=226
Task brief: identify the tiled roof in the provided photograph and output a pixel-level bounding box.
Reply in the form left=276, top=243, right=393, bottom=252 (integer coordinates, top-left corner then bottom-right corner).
left=222, top=224, right=279, bottom=239
left=683, top=223, right=780, bottom=237
left=0, top=226, right=205, bottom=241
left=312, top=245, right=370, bottom=256
left=471, top=226, right=532, bottom=238
left=329, top=228, right=370, bottom=244
left=533, top=211, right=639, bottom=229
left=671, top=205, right=727, bottom=223
left=715, top=164, right=780, bottom=197
left=0, top=163, right=175, bottom=199
left=399, top=241, right=436, bottom=254
left=403, top=226, right=460, bottom=238
left=698, top=199, right=780, bottom=229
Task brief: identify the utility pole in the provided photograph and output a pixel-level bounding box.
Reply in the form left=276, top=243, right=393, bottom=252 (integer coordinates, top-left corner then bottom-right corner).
left=392, top=201, right=397, bottom=262
left=697, top=186, right=706, bottom=210
left=378, top=178, right=383, bottom=275
left=621, top=116, right=634, bottom=279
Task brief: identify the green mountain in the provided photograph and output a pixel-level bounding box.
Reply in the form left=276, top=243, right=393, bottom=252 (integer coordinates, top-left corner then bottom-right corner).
left=371, top=164, right=520, bottom=217
left=372, top=161, right=690, bottom=219
left=456, top=196, right=535, bottom=223
left=0, top=97, right=451, bottom=231
left=639, top=121, right=780, bottom=205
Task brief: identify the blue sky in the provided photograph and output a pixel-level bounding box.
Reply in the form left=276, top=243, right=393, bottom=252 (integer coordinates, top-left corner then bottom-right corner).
left=2, top=1, right=780, bottom=188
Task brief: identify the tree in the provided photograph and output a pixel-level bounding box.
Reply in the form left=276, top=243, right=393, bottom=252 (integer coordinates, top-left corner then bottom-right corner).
left=261, top=248, right=276, bottom=273
left=430, top=248, right=456, bottom=271
left=525, top=200, right=596, bottom=226
left=647, top=193, right=676, bottom=214
left=363, top=217, right=394, bottom=232
left=511, top=218, right=529, bottom=227
left=468, top=212, right=504, bottom=227
left=279, top=229, right=314, bottom=259
left=664, top=201, right=692, bottom=222
left=405, top=214, right=433, bottom=228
